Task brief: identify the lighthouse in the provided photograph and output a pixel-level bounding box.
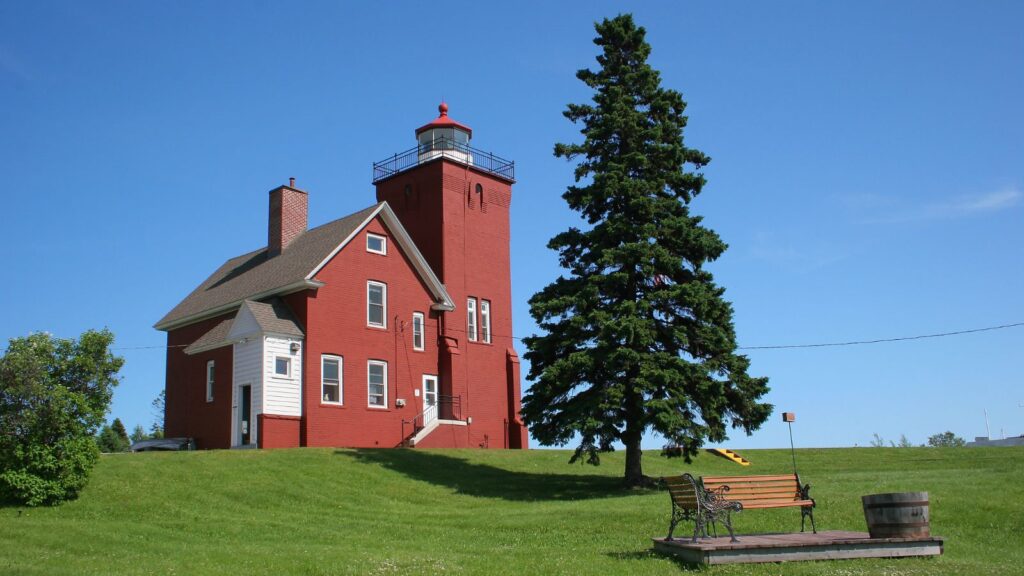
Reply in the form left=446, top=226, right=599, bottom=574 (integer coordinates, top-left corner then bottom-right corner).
left=373, top=103, right=527, bottom=449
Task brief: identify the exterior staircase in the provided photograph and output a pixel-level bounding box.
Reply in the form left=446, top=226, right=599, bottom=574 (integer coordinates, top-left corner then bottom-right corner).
left=707, top=448, right=751, bottom=466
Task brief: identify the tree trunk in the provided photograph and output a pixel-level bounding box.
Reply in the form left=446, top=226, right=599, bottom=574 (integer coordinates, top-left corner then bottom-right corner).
left=623, top=424, right=644, bottom=487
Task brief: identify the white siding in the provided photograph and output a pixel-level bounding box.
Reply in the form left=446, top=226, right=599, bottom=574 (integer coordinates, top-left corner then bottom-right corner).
left=263, top=336, right=302, bottom=417
left=232, top=337, right=263, bottom=446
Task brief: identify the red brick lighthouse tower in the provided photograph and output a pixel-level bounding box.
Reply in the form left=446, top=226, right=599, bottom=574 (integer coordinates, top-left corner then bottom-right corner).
left=373, top=103, right=527, bottom=449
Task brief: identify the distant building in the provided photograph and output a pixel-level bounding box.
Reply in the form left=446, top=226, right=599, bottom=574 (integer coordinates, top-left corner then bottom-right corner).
left=966, top=436, right=1024, bottom=447
left=155, top=104, right=528, bottom=450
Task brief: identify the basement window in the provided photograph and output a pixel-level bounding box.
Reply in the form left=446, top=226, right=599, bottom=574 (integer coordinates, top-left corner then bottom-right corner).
left=366, top=233, right=387, bottom=255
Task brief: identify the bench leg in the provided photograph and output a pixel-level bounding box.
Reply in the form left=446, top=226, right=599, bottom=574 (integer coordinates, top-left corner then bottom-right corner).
left=801, top=507, right=817, bottom=534
left=720, top=511, right=739, bottom=543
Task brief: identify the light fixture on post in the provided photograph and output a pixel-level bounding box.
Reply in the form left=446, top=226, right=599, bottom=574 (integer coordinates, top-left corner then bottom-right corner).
left=782, top=412, right=798, bottom=477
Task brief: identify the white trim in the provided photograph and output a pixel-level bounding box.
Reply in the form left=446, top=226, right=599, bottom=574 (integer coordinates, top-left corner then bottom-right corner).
left=480, top=299, right=491, bottom=343
left=366, top=233, right=387, bottom=255
left=367, top=360, right=388, bottom=408
left=206, top=360, right=215, bottom=402
left=467, top=297, right=478, bottom=341
left=154, top=279, right=323, bottom=331
left=367, top=281, right=387, bottom=328
left=321, top=354, right=343, bottom=405
left=304, top=202, right=455, bottom=311
left=412, top=312, right=425, bottom=351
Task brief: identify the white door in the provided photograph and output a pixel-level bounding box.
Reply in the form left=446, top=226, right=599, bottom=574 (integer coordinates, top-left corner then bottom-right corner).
left=422, top=375, right=438, bottom=426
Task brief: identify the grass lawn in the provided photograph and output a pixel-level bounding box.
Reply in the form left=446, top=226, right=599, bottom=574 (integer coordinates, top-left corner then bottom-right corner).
left=1, top=446, right=1021, bottom=575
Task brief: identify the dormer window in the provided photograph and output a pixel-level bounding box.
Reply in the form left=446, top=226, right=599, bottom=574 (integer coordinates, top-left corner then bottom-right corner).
left=366, top=233, right=386, bottom=255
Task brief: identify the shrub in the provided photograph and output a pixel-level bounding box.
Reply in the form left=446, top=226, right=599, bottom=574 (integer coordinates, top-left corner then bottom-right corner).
left=928, top=431, right=966, bottom=447
left=0, top=330, right=123, bottom=506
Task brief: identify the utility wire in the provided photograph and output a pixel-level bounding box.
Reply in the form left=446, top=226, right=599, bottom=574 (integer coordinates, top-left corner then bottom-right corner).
left=736, top=321, right=1024, bottom=350
left=2, top=321, right=1022, bottom=355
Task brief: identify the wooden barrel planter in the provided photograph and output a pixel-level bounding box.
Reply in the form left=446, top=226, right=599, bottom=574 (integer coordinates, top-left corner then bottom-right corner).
left=862, top=492, right=930, bottom=539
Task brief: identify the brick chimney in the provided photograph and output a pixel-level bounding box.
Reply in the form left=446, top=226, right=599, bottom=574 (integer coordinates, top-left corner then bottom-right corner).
left=268, top=178, right=308, bottom=257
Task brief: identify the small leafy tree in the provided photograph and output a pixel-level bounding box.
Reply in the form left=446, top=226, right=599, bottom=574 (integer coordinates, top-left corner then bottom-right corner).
left=522, top=14, right=771, bottom=486
left=96, top=418, right=130, bottom=453
left=130, top=425, right=148, bottom=443
left=0, top=330, right=123, bottom=505
left=927, top=431, right=966, bottom=447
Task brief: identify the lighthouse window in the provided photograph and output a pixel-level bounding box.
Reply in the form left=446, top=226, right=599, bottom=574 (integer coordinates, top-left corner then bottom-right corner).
left=467, top=297, right=478, bottom=341
left=481, top=299, right=492, bottom=344
left=366, top=233, right=386, bottom=255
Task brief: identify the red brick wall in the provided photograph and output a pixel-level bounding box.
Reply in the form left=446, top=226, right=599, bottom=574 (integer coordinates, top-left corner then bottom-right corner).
left=268, top=184, right=308, bottom=257
left=378, top=159, right=528, bottom=449
left=164, top=313, right=235, bottom=449
left=300, top=216, right=444, bottom=448
left=258, top=414, right=301, bottom=449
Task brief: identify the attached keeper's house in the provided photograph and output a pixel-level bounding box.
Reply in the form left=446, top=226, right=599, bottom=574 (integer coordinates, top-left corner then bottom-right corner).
left=155, top=104, right=528, bottom=450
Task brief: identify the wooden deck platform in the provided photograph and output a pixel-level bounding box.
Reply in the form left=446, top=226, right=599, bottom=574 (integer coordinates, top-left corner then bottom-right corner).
left=652, top=530, right=944, bottom=565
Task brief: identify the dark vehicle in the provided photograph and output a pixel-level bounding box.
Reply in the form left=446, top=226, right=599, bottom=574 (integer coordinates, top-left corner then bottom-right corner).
left=130, top=438, right=195, bottom=452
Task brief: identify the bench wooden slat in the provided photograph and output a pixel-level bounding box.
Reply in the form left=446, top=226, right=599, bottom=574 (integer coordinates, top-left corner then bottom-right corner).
left=704, top=480, right=798, bottom=489
left=704, top=474, right=799, bottom=482
left=713, top=489, right=801, bottom=499
left=739, top=500, right=815, bottom=509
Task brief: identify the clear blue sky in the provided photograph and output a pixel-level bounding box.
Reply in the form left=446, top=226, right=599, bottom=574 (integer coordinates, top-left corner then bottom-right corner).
left=2, top=1, right=1021, bottom=449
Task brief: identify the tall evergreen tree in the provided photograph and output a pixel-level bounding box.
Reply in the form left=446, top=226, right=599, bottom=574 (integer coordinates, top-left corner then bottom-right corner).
left=521, top=14, right=772, bottom=486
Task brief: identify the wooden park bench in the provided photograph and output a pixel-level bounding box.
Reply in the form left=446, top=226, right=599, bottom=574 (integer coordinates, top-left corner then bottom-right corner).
left=663, top=473, right=816, bottom=542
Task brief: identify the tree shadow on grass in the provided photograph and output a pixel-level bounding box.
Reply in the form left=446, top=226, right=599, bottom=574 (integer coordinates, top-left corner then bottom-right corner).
left=337, top=448, right=653, bottom=502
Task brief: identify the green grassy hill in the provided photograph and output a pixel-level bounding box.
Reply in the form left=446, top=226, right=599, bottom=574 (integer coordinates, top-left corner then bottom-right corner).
left=1, top=446, right=1021, bottom=575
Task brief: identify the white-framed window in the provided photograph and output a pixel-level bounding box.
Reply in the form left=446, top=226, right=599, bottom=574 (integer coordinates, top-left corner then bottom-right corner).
left=206, top=360, right=215, bottom=402
left=366, top=233, right=387, bottom=255
left=481, top=299, right=491, bottom=344
left=274, top=356, right=291, bottom=377
left=321, top=355, right=342, bottom=404
left=367, top=360, right=387, bottom=408
left=367, top=281, right=387, bottom=328
left=467, top=297, right=478, bottom=341
left=412, top=312, right=425, bottom=351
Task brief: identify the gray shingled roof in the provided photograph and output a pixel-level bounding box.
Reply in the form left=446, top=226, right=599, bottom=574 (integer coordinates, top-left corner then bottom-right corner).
left=241, top=299, right=304, bottom=337
left=182, top=318, right=233, bottom=354
left=156, top=203, right=382, bottom=330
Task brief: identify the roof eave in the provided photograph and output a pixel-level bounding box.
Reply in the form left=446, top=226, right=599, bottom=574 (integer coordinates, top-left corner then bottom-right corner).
left=154, top=279, right=324, bottom=332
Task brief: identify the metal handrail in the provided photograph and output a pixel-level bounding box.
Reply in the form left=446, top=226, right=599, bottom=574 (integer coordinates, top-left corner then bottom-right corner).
left=372, top=138, right=514, bottom=183
left=400, top=395, right=463, bottom=446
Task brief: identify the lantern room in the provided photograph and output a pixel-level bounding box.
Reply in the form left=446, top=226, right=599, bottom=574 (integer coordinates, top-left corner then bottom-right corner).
left=416, top=101, right=473, bottom=165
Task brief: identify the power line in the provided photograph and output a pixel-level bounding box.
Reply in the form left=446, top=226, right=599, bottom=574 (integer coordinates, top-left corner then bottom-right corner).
left=2, top=321, right=1021, bottom=356
left=737, top=321, right=1024, bottom=350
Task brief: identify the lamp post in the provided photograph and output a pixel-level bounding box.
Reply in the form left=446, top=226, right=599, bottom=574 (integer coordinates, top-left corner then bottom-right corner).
left=782, top=412, right=798, bottom=477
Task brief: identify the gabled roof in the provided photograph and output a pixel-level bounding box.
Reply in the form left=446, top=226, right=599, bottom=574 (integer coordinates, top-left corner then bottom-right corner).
left=155, top=202, right=454, bottom=331
left=183, top=298, right=304, bottom=356
left=236, top=299, right=304, bottom=338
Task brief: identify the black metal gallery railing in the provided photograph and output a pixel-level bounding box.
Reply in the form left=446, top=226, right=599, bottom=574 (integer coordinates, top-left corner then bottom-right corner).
left=400, top=395, right=463, bottom=446
left=372, top=138, right=514, bottom=183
